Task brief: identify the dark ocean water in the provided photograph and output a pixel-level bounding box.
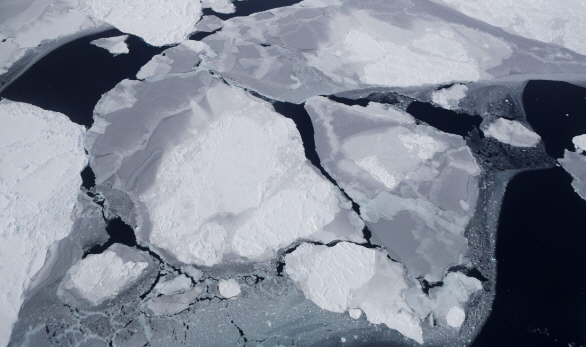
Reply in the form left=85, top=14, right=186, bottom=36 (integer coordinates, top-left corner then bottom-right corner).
left=1, top=11, right=586, bottom=347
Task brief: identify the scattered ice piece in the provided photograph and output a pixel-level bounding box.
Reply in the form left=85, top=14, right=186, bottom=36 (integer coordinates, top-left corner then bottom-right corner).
left=59, top=245, right=149, bottom=306
left=558, top=150, right=586, bottom=201
left=483, top=118, right=541, bottom=147
left=155, top=275, right=192, bottom=295
left=306, top=96, right=480, bottom=281
left=78, top=0, right=203, bottom=46
left=431, top=84, right=468, bottom=110
left=0, top=100, right=87, bottom=346
left=572, top=134, right=586, bottom=153
left=218, top=279, right=241, bottom=298
left=90, top=35, right=129, bottom=55
left=201, top=0, right=235, bottom=14
left=432, top=0, right=586, bottom=56
left=286, top=242, right=423, bottom=344
left=348, top=308, right=362, bottom=319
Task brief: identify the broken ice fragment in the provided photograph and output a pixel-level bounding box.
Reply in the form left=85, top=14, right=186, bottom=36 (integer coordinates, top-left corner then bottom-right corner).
left=305, top=96, right=480, bottom=281
left=136, top=41, right=213, bottom=80
left=483, top=118, right=541, bottom=147
left=90, top=35, right=129, bottom=56
left=431, top=84, right=468, bottom=110
left=58, top=245, right=149, bottom=306
left=146, top=284, right=206, bottom=316
left=155, top=274, right=193, bottom=295
left=572, top=134, right=586, bottom=153
left=558, top=150, right=586, bottom=201
left=218, top=279, right=241, bottom=298
left=201, top=0, right=235, bottom=14
left=285, top=242, right=423, bottom=344
left=0, top=100, right=87, bottom=347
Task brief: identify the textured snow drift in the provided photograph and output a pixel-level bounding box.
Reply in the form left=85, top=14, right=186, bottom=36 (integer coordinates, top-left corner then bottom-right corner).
left=0, top=100, right=87, bottom=346
left=305, top=96, right=480, bottom=281
left=90, top=35, right=129, bottom=55
left=58, top=245, right=149, bottom=306
left=483, top=118, right=541, bottom=147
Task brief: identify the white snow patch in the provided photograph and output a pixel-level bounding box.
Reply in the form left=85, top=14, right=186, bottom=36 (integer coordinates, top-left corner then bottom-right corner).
left=79, top=0, right=203, bottom=46
left=431, top=84, right=468, bottom=110
left=286, top=242, right=423, bottom=344
left=483, top=118, right=541, bottom=147
left=61, top=249, right=148, bottom=305
left=90, top=35, right=129, bottom=55
left=0, top=100, right=87, bottom=346
left=572, top=134, right=586, bottom=153
left=218, top=279, right=241, bottom=298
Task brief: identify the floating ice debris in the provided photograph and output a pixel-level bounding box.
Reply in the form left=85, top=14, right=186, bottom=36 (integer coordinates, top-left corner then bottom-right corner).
left=285, top=242, right=423, bottom=344
left=85, top=69, right=364, bottom=267
left=155, top=274, right=193, bottom=295
left=218, top=279, right=241, bottom=298
left=0, top=100, right=87, bottom=346
left=432, top=0, right=586, bottom=56
left=558, top=150, right=586, bottom=201
left=79, top=0, right=203, bottom=46
left=572, top=134, right=586, bottom=153
left=431, top=84, right=468, bottom=110
left=0, top=0, right=98, bottom=75
left=201, top=0, right=236, bottom=14
left=483, top=118, right=541, bottom=147
left=90, top=35, right=129, bottom=55
left=305, top=96, right=480, bottom=281
left=58, top=245, right=149, bottom=306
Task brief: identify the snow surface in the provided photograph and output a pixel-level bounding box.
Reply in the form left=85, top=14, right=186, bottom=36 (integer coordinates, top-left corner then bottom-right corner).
left=483, top=118, right=541, bottom=147
left=285, top=242, right=423, bottom=343
left=0, top=100, right=87, bottom=346
left=572, top=134, right=586, bottom=153
left=90, top=35, right=129, bottom=55
left=218, top=279, right=241, bottom=298
left=59, top=245, right=149, bottom=306
left=305, top=97, right=480, bottom=281
left=431, top=84, right=468, bottom=110
left=432, top=0, right=586, bottom=56
left=85, top=68, right=364, bottom=268
left=78, top=0, right=203, bottom=46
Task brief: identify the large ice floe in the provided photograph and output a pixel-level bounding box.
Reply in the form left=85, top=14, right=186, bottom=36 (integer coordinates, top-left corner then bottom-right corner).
left=0, top=100, right=87, bottom=346
left=85, top=68, right=364, bottom=267
left=305, top=96, right=481, bottom=281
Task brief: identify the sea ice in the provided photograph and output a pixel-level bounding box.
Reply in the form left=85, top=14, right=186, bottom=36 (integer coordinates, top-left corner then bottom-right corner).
left=58, top=245, right=149, bottom=306
left=90, top=35, right=129, bottom=55
left=0, top=100, right=87, bottom=346
left=85, top=68, right=364, bottom=268
left=431, top=84, right=468, bottom=110
left=155, top=274, right=193, bottom=295
left=218, top=279, right=241, bottom=298
left=285, top=242, right=423, bottom=343
left=305, top=97, right=481, bottom=281
left=483, top=118, right=541, bottom=147
left=432, top=0, right=586, bottom=56
left=572, top=134, right=586, bottom=153
left=78, top=0, right=203, bottom=46
left=201, top=0, right=236, bottom=14
left=136, top=41, right=214, bottom=80
left=558, top=150, right=586, bottom=201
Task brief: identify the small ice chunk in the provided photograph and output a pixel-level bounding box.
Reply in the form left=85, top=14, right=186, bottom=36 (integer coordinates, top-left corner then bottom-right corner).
left=182, top=266, right=203, bottom=281
left=572, top=134, right=586, bottom=153
left=446, top=306, right=466, bottom=328
left=431, top=84, right=468, bottom=110
left=147, top=284, right=205, bottom=316
left=218, top=279, right=241, bottom=298
left=155, top=275, right=192, bottom=295
left=348, top=308, right=362, bottom=319
left=286, top=242, right=423, bottom=344
left=90, top=35, right=129, bottom=55
left=558, top=150, right=586, bottom=201
left=59, top=245, right=149, bottom=305
left=201, top=0, right=235, bottom=14
left=483, top=118, right=541, bottom=147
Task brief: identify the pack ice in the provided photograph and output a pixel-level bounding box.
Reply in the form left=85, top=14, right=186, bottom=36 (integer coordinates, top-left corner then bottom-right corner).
left=85, top=66, right=364, bottom=268
left=305, top=97, right=481, bottom=281
left=0, top=100, right=87, bottom=346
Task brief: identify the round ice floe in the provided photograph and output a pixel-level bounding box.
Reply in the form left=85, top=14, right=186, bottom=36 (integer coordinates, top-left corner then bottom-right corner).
left=218, top=279, right=241, bottom=298
left=348, top=308, right=362, bottom=319
left=446, top=306, right=466, bottom=328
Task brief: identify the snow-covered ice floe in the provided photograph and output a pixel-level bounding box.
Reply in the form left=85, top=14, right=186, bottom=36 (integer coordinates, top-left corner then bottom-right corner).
left=431, top=84, right=468, bottom=110
left=572, top=134, right=586, bottom=153
left=482, top=118, right=541, bottom=147
left=58, top=245, right=150, bottom=306
left=285, top=242, right=483, bottom=344
left=305, top=96, right=481, bottom=281
left=0, top=100, right=87, bottom=346
left=90, top=35, right=129, bottom=55
left=85, top=65, right=365, bottom=267
left=218, top=278, right=241, bottom=298
left=559, top=150, right=586, bottom=201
